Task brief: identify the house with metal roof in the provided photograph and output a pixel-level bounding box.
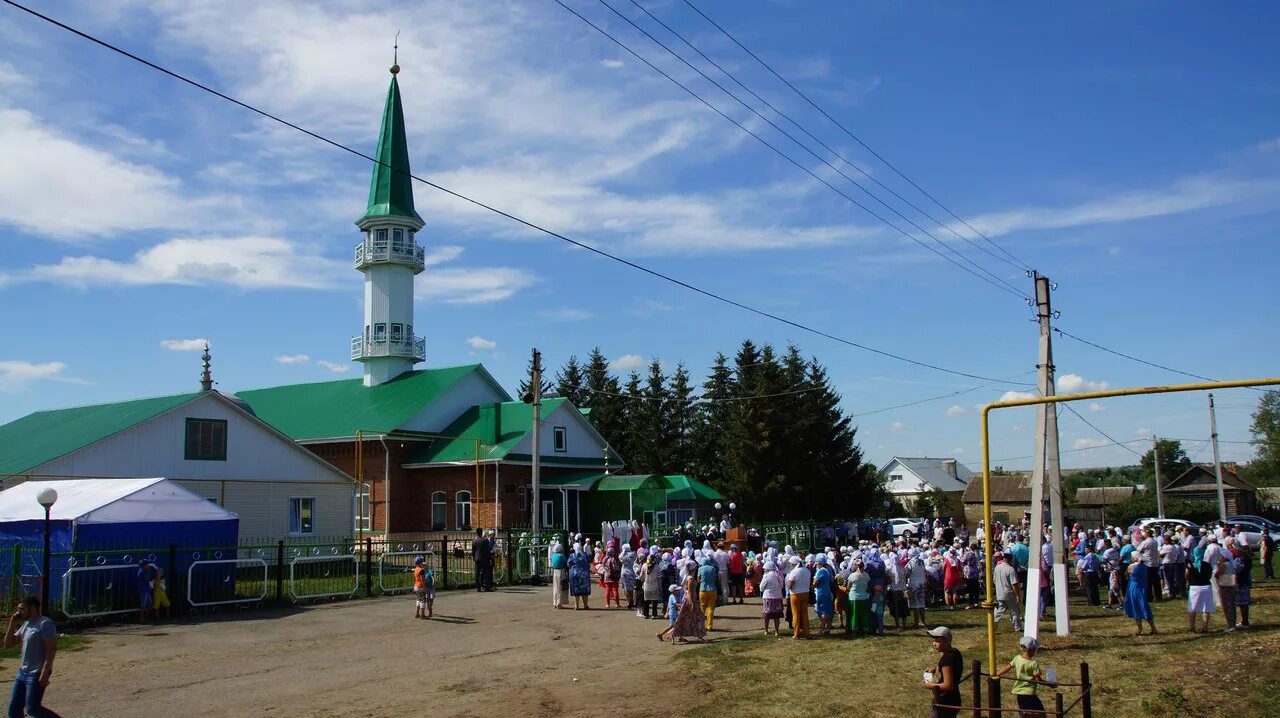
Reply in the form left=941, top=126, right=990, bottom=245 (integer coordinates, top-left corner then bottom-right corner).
left=0, top=381, right=356, bottom=543
left=879, top=457, right=973, bottom=517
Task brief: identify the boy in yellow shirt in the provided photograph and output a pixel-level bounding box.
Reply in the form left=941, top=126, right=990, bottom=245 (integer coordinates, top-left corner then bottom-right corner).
left=995, top=635, right=1055, bottom=717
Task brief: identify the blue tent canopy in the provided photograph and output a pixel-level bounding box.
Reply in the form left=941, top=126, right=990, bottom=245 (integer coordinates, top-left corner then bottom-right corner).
left=0, top=478, right=239, bottom=603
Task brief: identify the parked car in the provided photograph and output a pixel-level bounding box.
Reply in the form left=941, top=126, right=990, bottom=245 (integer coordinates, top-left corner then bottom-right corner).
left=1225, top=518, right=1280, bottom=547
left=888, top=517, right=923, bottom=539
left=1226, top=515, right=1280, bottom=532
left=1126, top=517, right=1200, bottom=536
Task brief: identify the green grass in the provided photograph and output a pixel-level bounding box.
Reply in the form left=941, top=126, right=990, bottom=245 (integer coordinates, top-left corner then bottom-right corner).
left=676, top=577, right=1280, bottom=718
left=0, top=633, right=89, bottom=667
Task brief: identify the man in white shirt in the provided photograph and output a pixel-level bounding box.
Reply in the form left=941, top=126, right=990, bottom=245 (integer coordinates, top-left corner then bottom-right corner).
left=1136, top=529, right=1162, bottom=602
left=713, top=547, right=730, bottom=605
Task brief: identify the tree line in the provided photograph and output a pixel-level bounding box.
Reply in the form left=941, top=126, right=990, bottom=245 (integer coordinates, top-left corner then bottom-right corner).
left=538, top=340, right=885, bottom=520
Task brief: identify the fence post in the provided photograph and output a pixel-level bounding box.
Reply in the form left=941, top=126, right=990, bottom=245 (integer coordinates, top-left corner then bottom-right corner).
left=168, top=544, right=178, bottom=610
left=506, top=531, right=515, bottom=586
left=971, top=660, right=982, bottom=713
left=986, top=676, right=1000, bottom=718
left=1080, top=662, right=1092, bottom=718
left=275, top=540, right=285, bottom=605
left=440, top=539, right=449, bottom=590
left=1054, top=691, right=1064, bottom=718
left=364, top=538, right=373, bottom=597
left=9, top=544, right=20, bottom=608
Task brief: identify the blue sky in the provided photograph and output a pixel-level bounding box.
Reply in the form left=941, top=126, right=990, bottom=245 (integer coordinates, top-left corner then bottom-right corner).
left=1, top=1, right=1276, bottom=471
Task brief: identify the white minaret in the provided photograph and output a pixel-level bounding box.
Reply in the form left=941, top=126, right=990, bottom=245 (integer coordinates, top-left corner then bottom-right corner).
left=350, top=60, right=426, bottom=387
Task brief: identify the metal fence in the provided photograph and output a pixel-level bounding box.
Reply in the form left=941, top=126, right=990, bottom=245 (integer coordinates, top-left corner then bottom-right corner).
left=1, top=531, right=536, bottom=622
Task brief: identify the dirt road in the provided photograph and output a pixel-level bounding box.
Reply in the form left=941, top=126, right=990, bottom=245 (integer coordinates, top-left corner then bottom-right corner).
left=41, top=587, right=761, bottom=717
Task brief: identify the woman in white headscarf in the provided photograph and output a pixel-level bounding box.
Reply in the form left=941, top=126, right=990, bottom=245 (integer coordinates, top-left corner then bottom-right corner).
left=759, top=560, right=785, bottom=635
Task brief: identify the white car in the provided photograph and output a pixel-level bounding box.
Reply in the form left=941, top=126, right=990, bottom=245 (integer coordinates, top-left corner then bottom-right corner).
left=1126, top=517, right=1200, bottom=536
left=888, top=517, right=923, bottom=539
left=1225, top=519, right=1280, bottom=547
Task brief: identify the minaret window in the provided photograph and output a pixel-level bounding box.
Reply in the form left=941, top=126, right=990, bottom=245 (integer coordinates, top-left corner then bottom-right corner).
left=374, top=228, right=388, bottom=251
left=373, top=323, right=387, bottom=342
left=390, top=323, right=403, bottom=342
left=406, top=324, right=413, bottom=339
left=392, top=228, right=405, bottom=253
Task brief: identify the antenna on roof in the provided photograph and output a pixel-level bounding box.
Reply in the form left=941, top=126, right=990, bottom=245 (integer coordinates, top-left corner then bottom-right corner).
left=199, top=342, right=213, bottom=391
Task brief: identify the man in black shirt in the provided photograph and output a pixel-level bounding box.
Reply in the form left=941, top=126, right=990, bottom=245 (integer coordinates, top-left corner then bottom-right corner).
left=924, top=626, right=963, bottom=718
left=471, top=528, right=491, bottom=592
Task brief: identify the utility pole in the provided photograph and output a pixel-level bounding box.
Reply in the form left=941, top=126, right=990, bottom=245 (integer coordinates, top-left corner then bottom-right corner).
left=1153, top=436, right=1165, bottom=519
left=522, top=350, right=542, bottom=578
left=1209, top=393, right=1227, bottom=521
left=1024, top=272, right=1069, bottom=638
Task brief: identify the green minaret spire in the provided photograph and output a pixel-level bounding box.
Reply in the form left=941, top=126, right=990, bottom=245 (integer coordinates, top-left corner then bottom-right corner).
left=356, top=63, right=423, bottom=227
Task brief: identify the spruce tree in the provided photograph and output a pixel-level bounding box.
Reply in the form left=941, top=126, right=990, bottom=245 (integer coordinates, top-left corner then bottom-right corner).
left=666, top=362, right=696, bottom=475
left=517, top=353, right=554, bottom=398
left=555, top=355, right=588, bottom=407
left=582, top=347, right=623, bottom=450
left=691, top=354, right=734, bottom=491
left=616, top=370, right=645, bottom=472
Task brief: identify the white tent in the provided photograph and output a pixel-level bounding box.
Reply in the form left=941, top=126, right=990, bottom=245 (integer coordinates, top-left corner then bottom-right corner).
left=0, top=478, right=237, bottom=524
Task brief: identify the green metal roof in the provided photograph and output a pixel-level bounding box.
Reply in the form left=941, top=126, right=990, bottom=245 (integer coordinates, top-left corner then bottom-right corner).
left=0, top=392, right=202, bottom=476
left=664, top=474, right=725, bottom=501
left=356, top=73, right=423, bottom=227
left=538, top=472, right=605, bottom=489
left=237, top=365, right=501, bottom=441
left=405, top=398, right=568, bottom=464
left=593, top=474, right=670, bottom=492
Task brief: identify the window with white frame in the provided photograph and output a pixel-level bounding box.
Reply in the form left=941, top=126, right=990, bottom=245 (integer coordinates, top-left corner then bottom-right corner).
left=355, top=483, right=371, bottom=531
left=456, top=491, right=472, bottom=529
left=553, top=426, right=567, bottom=453
left=289, top=497, right=315, bottom=535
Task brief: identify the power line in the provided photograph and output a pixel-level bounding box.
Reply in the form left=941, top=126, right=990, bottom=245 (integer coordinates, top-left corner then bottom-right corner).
left=591, top=0, right=1029, bottom=299
left=1054, top=327, right=1267, bottom=394
left=625, top=0, right=1027, bottom=277
left=1060, top=402, right=1143, bottom=457
left=556, top=0, right=1029, bottom=300
left=851, top=371, right=1036, bottom=417
left=0, top=0, right=1023, bottom=386
left=679, top=0, right=1032, bottom=272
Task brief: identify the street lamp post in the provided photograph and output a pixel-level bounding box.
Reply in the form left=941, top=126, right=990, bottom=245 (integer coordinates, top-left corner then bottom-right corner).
left=36, top=488, right=58, bottom=613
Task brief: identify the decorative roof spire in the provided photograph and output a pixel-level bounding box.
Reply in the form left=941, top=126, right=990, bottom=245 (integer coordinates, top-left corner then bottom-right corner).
left=199, top=343, right=213, bottom=392
left=356, top=35, right=423, bottom=228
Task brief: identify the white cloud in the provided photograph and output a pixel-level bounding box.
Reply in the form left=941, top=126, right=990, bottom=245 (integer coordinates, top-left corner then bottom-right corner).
left=1057, top=373, right=1109, bottom=394
left=316, top=360, right=350, bottom=374
left=0, top=361, right=88, bottom=392
left=1089, top=402, right=1107, bottom=413
left=0, top=108, right=236, bottom=240
left=611, top=354, right=645, bottom=372
left=600, top=59, right=624, bottom=69
left=1072, top=437, right=1108, bottom=450
left=1258, top=137, right=1280, bottom=153
left=15, top=238, right=343, bottom=290
left=889, top=421, right=904, bottom=432
left=415, top=266, right=535, bottom=304
left=465, top=336, right=497, bottom=350
left=0, top=62, right=30, bottom=89
left=945, top=404, right=968, bottom=417
left=1135, top=427, right=1151, bottom=436
left=952, top=447, right=966, bottom=454
left=424, top=245, right=465, bottom=266
left=999, top=390, right=1038, bottom=402
left=275, top=354, right=310, bottom=364
left=161, top=338, right=209, bottom=351
left=540, top=308, right=594, bottom=322
left=955, top=174, right=1280, bottom=239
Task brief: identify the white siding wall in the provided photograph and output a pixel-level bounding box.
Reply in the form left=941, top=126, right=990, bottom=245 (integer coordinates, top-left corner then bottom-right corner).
left=510, top=404, right=606, bottom=460
left=28, top=393, right=354, bottom=542
left=399, top=371, right=509, bottom=433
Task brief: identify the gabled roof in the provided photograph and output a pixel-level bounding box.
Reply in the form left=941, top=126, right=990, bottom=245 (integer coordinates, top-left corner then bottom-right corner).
left=538, top=472, right=605, bottom=490
left=404, top=398, right=569, bottom=464
left=881, top=457, right=974, bottom=493
left=961, top=473, right=1031, bottom=504
left=0, top=392, right=202, bottom=477
left=1074, top=486, right=1136, bottom=506
left=664, top=475, right=725, bottom=502
left=1165, top=464, right=1252, bottom=493
left=236, top=365, right=503, bottom=442
left=356, top=73, right=423, bottom=227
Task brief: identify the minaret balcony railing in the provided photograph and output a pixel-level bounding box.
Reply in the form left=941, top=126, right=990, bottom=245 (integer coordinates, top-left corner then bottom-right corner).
left=351, top=335, right=426, bottom=361
left=354, top=238, right=425, bottom=271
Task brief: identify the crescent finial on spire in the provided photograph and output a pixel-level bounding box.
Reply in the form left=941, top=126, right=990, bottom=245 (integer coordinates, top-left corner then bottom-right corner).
left=391, top=30, right=400, bottom=75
